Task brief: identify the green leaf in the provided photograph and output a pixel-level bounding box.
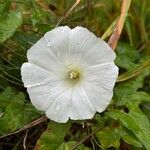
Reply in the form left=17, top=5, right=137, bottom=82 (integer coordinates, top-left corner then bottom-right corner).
left=122, top=134, right=142, bottom=148
left=36, top=122, right=71, bottom=150
left=0, top=87, right=41, bottom=135
left=0, top=87, right=13, bottom=111
left=57, top=141, right=91, bottom=150
left=109, top=59, right=150, bottom=149
left=115, top=43, right=140, bottom=70
left=107, top=107, right=150, bottom=150
left=95, top=118, right=143, bottom=148
left=0, top=11, right=22, bottom=43
left=95, top=126, right=122, bottom=148
left=0, top=0, right=11, bottom=20
left=115, top=66, right=150, bottom=99
left=142, top=102, right=150, bottom=120
left=13, top=31, right=40, bottom=50
left=116, top=91, right=150, bottom=106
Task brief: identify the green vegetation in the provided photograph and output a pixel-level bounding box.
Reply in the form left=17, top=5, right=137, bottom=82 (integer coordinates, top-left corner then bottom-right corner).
left=0, top=0, right=150, bottom=149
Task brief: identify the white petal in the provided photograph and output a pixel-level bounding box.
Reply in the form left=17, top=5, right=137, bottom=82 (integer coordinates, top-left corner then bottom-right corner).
left=27, top=81, right=68, bottom=112
left=86, top=62, right=118, bottom=90
left=44, top=26, right=71, bottom=62
left=68, top=26, right=98, bottom=63
left=83, top=82, right=113, bottom=112
left=27, top=37, right=65, bottom=75
left=82, top=39, right=116, bottom=66
left=45, top=88, right=72, bottom=123
left=83, top=63, right=118, bottom=112
left=21, top=62, right=59, bottom=88
left=70, top=86, right=95, bottom=120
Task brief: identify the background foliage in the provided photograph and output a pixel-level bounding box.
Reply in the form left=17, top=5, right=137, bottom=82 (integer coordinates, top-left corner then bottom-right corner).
left=0, top=0, right=150, bottom=149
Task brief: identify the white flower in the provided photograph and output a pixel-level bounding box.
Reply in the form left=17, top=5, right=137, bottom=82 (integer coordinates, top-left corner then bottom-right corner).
left=21, top=26, right=118, bottom=123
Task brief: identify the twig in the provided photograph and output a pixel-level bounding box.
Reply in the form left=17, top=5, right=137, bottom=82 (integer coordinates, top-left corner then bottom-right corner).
left=108, top=0, right=131, bottom=50
left=0, top=67, right=22, bottom=83
left=0, top=55, right=20, bottom=69
left=0, top=75, right=24, bottom=86
left=23, top=130, right=28, bottom=150
left=36, top=0, right=57, bottom=17
left=56, top=0, right=81, bottom=27
left=74, top=3, right=104, bottom=13
left=0, top=116, right=48, bottom=139
left=70, top=127, right=102, bottom=150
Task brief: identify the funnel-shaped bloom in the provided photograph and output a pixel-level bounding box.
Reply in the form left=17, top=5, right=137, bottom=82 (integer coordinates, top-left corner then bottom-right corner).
left=21, top=26, right=118, bottom=123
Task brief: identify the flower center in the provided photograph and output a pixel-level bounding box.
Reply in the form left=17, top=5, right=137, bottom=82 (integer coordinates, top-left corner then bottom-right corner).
left=68, top=70, right=80, bottom=80
left=65, top=67, right=83, bottom=86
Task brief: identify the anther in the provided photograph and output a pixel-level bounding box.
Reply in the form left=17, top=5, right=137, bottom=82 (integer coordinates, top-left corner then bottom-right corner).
left=68, top=70, right=80, bottom=80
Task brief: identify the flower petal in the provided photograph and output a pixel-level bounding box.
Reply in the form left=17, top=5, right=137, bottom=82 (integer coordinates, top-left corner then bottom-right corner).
left=68, top=26, right=98, bottom=63
left=44, top=26, right=71, bottom=62
left=27, top=37, right=65, bottom=75
left=82, top=39, right=116, bottom=66
left=83, top=63, right=118, bottom=112
left=86, top=62, right=118, bottom=90
left=27, top=81, right=68, bottom=112
left=45, top=88, right=72, bottom=123
left=70, top=86, right=95, bottom=120
left=21, top=62, right=59, bottom=88
left=83, top=82, right=113, bottom=112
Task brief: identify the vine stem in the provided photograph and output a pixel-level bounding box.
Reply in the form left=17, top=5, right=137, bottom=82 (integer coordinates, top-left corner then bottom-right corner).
left=108, top=0, right=131, bottom=50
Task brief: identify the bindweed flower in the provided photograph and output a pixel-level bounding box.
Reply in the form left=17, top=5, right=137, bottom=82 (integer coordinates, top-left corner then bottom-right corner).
left=21, top=26, right=118, bottom=123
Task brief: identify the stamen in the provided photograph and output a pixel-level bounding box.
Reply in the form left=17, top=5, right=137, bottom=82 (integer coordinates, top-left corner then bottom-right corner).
left=68, top=70, right=80, bottom=80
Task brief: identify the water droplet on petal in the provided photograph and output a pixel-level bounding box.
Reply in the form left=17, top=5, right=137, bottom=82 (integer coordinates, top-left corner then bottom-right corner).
left=49, top=97, right=54, bottom=103
left=61, top=30, right=65, bottom=33
left=60, top=28, right=68, bottom=33
left=56, top=104, right=60, bottom=111
left=47, top=42, right=51, bottom=47
left=82, top=96, right=87, bottom=101
left=113, top=73, right=117, bottom=78
left=56, top=28, right=61, bottom=32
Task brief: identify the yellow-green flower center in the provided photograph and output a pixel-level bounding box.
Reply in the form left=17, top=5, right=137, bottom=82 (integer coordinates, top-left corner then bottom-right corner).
left=65, top=67, right=83, bottom=86
left=68, top=70, right=80, bottom=80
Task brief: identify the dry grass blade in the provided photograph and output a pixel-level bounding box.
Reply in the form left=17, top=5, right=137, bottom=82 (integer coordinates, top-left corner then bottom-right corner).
left=56, top=0, right=81, bottom=27
left=36, top=0, right=57, bottom=17
left=23, top=130, right=28, bottom=150
left=108, top=0, right=131, bottom=50
left=117, top=60, right=150, bottom=82
left=0, top=116, right=48, bottom=139
left=101, top=17, right=119, bottom=40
